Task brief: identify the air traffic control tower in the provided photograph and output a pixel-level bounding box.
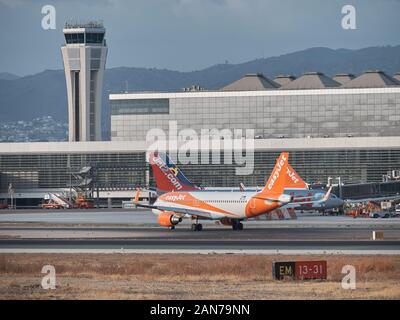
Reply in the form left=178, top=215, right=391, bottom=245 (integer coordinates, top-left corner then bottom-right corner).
left=61, top=22, right=107, bottom=141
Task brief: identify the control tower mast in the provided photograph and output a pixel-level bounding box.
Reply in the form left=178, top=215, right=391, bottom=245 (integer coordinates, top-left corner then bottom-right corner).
left=61, top=21, right=107, bottom=141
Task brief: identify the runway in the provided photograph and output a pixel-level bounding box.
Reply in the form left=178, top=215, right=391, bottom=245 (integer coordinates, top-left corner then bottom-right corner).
left=1, top=210, right=399, bottom=254
left=1, top=226, right=400, bottom=240
left=0, top=238, right=399, bottom=255
left=1, top=209, right=400, bottom=228
left=0, top=226, right=399, bottom=255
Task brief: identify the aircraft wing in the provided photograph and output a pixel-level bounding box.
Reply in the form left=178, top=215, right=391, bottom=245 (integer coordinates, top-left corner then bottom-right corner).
left=291, top=186, right=333, bottom=204
left=135, top=201, right=214, bottom=219
left=133, top=189, right=214, bottom=219
left=134, top=202, right=158, bottom=209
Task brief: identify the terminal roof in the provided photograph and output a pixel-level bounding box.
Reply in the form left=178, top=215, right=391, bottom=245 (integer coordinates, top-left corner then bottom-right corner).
left=342, top=70, right=400, bottom=88
left=220, top=73, right=280, bottom=91
left=332, top=73, right=355, bottom=85
left=280, top=72, right=341, bottom=90
left=273, top=75, right=296, bottom=86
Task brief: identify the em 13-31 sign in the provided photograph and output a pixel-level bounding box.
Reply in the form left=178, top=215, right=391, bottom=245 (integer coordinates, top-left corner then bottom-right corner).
left=273, top=261, right=327, bottom=280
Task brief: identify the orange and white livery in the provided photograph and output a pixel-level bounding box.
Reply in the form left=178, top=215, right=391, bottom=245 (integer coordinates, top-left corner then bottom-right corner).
left=135, top=152, right=301, bottom=230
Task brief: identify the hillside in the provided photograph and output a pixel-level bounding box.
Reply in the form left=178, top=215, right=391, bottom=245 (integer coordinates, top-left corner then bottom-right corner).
left=1, top=45, right=399, bottom=137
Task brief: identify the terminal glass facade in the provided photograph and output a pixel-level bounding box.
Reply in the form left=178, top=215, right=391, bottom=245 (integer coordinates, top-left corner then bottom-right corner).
left=1, top=149, right=399, bottom=194
left=0, top=153, right=146, bottom=191
left=111, top=99, right=169, bottom=116
left=111, top=90, right=400, bottom=141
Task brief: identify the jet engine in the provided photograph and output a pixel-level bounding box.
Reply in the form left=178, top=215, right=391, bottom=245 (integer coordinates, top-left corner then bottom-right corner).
left=158, top=211, right=182, bottom=227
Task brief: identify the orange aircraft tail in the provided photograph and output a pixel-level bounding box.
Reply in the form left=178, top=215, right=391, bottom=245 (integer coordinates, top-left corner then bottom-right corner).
left=260, top=152, right=289, bottom=197
left=286, top=163, right=308, bottom=189
left=245, top=152, right=291, bottom=218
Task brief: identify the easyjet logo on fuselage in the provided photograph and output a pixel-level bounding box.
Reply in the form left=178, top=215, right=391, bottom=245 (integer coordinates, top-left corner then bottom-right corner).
left=165, top=194, right=186, bottom=202
left=153, top=156, right=183, bottom=190
left=267, top=154, right=287, bottom=190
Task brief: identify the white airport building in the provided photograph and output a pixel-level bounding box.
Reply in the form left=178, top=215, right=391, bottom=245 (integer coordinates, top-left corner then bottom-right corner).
left=108, top=72, right=400, bottom=187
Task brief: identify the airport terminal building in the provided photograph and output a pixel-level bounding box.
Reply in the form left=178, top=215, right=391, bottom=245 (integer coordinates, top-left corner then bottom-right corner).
left=109, top=71, right=400, bottom=186
left=1, top=71, right=400, bottom=205
left=110, top=72, right=400, bottom=141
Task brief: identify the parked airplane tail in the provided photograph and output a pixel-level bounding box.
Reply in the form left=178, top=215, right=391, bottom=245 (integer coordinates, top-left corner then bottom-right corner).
left=245, top=152, right=292, bottom=218
left=148, top=152, right=200, bottom=193
left=286, top=163, right=308, bottom=189
left=259, top=152, right=290, bottom=198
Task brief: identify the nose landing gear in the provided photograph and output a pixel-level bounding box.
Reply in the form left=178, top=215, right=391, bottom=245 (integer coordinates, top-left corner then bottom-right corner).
left=232, top=220, right=244, bottom=231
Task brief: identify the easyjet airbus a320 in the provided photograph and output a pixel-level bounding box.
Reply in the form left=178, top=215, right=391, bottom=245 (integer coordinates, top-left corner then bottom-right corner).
left=135, top=152, right=330, bottom=231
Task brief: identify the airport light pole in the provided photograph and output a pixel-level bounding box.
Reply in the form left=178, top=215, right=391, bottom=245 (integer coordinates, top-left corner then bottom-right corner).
left=67, top=154, right=72, bottom=202
left=337, top=177, right=343, bottom=199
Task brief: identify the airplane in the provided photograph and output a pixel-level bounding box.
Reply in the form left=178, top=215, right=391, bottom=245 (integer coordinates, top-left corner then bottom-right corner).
left=148, top=151, right=344, bottom=213
left=136, top=152, right=332, bottom=231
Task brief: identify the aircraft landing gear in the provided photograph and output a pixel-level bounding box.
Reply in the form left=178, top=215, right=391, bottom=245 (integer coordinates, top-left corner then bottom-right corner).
left=191, top=223, right=203, bottom=231
left=232, top=220, right=244, bottom=231
left=191, top=217, right=203, bottom=231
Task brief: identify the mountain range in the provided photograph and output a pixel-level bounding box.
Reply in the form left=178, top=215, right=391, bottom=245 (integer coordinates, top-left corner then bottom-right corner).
left=0, top=72, right=20, bottom=81
left=1, top=45, right=400, bottom=137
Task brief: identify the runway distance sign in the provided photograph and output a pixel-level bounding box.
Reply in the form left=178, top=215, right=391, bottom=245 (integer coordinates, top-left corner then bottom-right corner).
left=273, top=260, right=327, bottom=280
left=295, top=261, right=327, bottom=280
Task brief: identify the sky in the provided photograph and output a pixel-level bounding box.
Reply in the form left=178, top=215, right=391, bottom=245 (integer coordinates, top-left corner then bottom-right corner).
left=0, top=0, right=399, bottom=76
